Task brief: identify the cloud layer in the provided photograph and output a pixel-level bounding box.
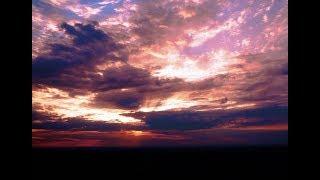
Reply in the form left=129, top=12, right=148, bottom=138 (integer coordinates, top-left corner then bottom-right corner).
left=32, top=0, right=288, bottom=147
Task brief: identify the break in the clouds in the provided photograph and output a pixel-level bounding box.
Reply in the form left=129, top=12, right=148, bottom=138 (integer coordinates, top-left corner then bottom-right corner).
left=32, top=0, right=288, bottom=147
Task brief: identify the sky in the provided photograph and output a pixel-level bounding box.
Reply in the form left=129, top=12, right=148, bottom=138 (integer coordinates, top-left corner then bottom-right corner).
left=32, top=0, right=288, bottom=148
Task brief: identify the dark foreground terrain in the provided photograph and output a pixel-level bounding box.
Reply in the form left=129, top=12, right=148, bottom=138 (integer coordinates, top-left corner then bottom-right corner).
left=32, top=146, right=288, bottom=179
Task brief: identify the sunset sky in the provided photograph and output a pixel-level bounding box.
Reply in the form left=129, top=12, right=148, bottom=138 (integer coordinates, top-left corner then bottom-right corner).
left=32, top=0, right=288, bottom=147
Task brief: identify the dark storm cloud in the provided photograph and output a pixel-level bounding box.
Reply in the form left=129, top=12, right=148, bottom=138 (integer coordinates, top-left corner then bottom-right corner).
left=123, top=106, right=288, bottom=131
left=32, top=22, right=128, bottom=90
left=93, top=90, right=145, bottom=109
left=60, top=22, right=109, bottom=45
left=93, top=64, right=154, bottom=91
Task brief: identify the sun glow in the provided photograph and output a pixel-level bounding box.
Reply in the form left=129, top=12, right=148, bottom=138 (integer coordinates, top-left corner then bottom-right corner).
left=139, top=94, right=200, bottom=112
left=153, top=49, right=239, bottom=82
left=126, top=130, right=152, bottom=136
left=32, top=87, right=142, bottom=123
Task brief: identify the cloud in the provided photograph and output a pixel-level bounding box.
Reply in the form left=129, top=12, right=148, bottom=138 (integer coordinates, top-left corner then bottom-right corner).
left=32, top=22, right=128, bottom=91
left=61, top=22, right=107, bottom=45
left=32, top=0, right=288, bottom=147
left=32, top=110, right=145, bottom=131
left=90, top=64, right=189, bottom=109
left=123, top=106, right=288, bottom=131
left=91, top=69, right=233, bottom=110
left=128, top=0, right=220, bottom=47
left=32, top=119, right=144, bottom=131
left=93, top=89, right=145, bottom=109
left=231, top=52, right=288, bottom=106
left=33, top=1, right=288, bottom=110
left=93, top=64, right=153, bottom=91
